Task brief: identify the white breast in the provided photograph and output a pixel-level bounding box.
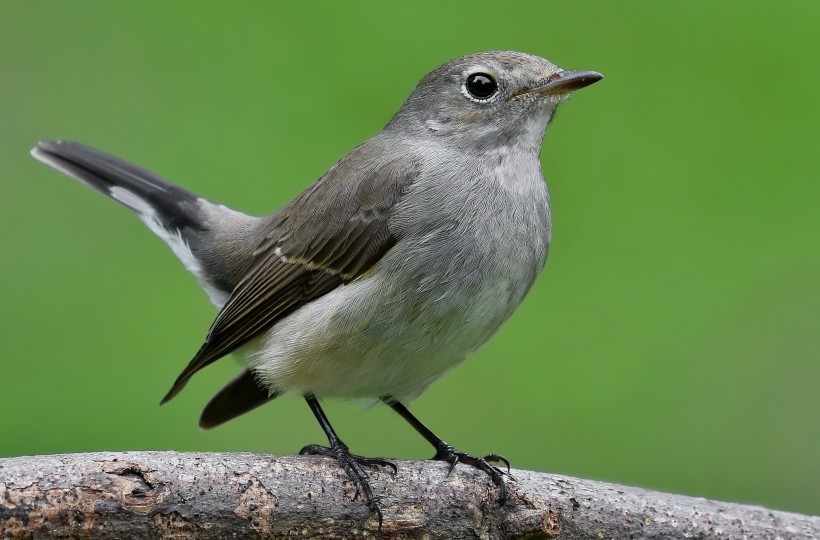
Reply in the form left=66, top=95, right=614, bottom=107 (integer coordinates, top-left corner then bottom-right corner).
left=246, top=150, right=551, bottom=401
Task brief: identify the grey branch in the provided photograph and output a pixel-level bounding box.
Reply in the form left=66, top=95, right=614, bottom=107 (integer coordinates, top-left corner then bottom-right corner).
left=0, top=452, right=816, bottom=539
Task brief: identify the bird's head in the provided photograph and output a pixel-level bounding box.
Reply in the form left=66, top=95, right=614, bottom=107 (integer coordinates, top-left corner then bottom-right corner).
left=388, top=51, right=602, bottom=154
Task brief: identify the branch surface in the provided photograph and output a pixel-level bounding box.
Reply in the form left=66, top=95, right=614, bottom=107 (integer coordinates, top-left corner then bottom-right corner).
left=0, top=452, right=816, bottom=539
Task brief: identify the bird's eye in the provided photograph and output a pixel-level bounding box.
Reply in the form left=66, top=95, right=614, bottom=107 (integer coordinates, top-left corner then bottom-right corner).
left=465, top=73, right=498, bottom=100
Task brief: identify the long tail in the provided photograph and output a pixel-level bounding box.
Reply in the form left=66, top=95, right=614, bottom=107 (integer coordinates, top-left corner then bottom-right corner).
left=31, top=140, right=276, bottom=418
left=31, top=140, right=246, bottom=307
left=32, top=140, right=206, bottom=240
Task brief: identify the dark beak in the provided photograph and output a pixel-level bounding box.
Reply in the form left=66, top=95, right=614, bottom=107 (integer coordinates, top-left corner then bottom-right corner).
left=530, top=70, right=604, bottom=96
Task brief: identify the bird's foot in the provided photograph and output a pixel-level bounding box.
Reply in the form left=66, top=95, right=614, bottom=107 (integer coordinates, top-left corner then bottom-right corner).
left=433, top=443, right=510, bottom=502
left=300, top=442, right=397, bottom=528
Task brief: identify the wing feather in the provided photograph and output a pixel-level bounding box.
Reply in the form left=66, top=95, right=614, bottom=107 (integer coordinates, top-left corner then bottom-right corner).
left=161, top=149, right=418, bottom=404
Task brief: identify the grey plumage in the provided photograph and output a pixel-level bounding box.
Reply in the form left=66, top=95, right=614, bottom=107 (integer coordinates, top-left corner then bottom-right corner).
left=165, top=144, right=419, bottom=406
left=31, top=50, right=602, bottom=520
left=31, top=140, right=261, bottom=308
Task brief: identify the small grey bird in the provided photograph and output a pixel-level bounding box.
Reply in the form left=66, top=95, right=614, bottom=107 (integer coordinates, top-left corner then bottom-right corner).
left=31, top=51, right=601, bottom=525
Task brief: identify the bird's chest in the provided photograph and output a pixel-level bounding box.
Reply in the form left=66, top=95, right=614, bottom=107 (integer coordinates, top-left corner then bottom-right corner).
left=281, top=155, right=552, bottom=399
left=389, top=165, right=551, bottom=344
left=402, top=156, right=549, bottom=281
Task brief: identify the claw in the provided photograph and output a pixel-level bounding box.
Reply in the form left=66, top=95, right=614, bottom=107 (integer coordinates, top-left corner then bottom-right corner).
left=300, top=442, right=395, bottom=530
left=434, top=445, right=461, bottom=474
left=371, top=503, right=384, bottom=530
left=483, top=453, right=511, bottom=473
left=299, top=443, right=326, bottom=456
left=367, top=457, right=398, bottom=474
left=433, top=444, right=510, bottom=503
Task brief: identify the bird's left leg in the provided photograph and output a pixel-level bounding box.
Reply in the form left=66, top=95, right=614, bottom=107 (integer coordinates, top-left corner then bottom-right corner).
left=383, top=397, right=510, bottom=502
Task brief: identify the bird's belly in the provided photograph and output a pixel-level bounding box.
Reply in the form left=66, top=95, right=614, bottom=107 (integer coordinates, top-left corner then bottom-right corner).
left=246, top=262, right=531, bottom=401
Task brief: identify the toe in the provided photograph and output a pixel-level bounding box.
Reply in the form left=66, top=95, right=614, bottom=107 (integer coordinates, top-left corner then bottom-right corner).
left=364, top=457, right=398, bottom=474
left=299, top=444, right=333, bottom=456
left=483, top=453, right=511, bottom=472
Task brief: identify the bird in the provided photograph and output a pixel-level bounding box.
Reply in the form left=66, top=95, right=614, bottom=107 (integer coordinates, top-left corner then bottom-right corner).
left=31, top=50, right=602, bottom=526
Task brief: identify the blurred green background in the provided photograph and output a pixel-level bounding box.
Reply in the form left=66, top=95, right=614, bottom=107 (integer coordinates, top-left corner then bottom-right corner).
left=1, top=1, right=817, bottom=516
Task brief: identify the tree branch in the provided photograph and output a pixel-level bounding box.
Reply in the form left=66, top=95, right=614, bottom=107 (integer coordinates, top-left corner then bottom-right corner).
left=0, top=451, right=816, bottom=539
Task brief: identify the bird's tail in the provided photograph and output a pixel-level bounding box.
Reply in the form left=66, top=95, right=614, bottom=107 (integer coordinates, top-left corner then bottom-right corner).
left=32, top=140, right=206, bottom=241
left=31, top=140, right=247, bottom=307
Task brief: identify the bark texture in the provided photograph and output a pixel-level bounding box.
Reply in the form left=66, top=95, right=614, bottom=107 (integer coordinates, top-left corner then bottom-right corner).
left=0, top=451, right=816, bottom=539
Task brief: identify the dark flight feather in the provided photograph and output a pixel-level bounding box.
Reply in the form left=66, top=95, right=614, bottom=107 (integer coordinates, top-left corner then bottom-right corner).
left=199, top=369, right=278, bottom=429
left=161, top=147, right=418, bottom=404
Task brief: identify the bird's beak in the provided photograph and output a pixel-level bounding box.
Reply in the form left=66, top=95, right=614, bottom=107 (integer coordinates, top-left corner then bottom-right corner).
left=528, top=70, right=604, bottom=96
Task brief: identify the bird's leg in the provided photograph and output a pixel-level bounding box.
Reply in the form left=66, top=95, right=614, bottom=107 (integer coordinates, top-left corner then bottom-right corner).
left=383, top=397, right=510, bottom=502
left=299, top=394, right=396, bottom=528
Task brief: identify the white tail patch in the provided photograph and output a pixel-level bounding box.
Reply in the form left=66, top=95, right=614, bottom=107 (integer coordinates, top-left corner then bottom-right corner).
left=109, top=187, right=228, bottom=308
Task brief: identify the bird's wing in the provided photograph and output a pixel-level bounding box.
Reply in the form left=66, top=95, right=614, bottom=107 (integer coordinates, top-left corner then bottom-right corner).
left=161, top=149, right=419, bottom=403
left=198, top=369, right=278, bottom=429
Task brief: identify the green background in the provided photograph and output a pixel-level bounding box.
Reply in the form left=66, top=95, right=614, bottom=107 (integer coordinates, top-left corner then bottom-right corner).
left=1, top=1, right=817, bottom=516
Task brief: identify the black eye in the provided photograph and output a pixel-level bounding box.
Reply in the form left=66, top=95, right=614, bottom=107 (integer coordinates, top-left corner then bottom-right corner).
left=465, top=73, right=498, bottom=100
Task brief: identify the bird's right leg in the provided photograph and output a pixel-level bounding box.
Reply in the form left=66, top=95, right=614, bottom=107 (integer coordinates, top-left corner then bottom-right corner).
left=299, top=393, right=396, bottom=528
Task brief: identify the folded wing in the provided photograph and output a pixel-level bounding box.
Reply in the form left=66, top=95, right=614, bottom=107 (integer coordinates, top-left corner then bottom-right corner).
left=161, top=149, right=419, bottom=405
